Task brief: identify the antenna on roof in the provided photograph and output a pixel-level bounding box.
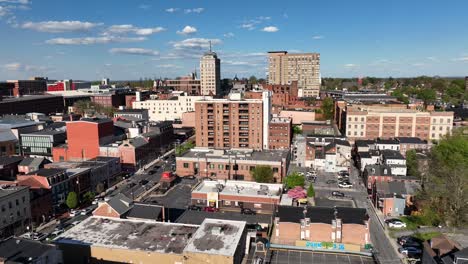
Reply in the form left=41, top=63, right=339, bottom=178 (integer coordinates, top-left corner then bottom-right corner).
left=209, top=40, right=212, bottom=52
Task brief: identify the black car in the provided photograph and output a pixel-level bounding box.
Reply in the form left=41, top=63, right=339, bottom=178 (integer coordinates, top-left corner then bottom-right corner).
left=332, top=191, right=345, bottom=197
left=401, top=241, right=422, bottom=248
left=241, top=208, right=256, bottom=215
left=187, top=205, right=202, bottom=211
left=398, top=236, right=422, bottom=245
left=139, top=179, right=149, bottom=186
left=148, top=170, right=157, bottom=175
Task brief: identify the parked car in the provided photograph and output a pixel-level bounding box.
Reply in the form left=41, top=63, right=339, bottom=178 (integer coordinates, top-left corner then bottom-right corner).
left=32, top=232, right=48, bottom=241
left=81, top=206, right=95, bottom=215
left=388, top=221, right=407, bottom=228
left=50, top=229, right=64, bottom=237
left=69, top=209, right=79, bottom=217
left=139, top=179, right=149, bottom=186
left=385, top=218, right=401, bottom=224
left=397, top=236, right=422, bottom=245
left=398, top=247, right=422, bottom=255
left=241, top=208, right=256, bottom=215
left=188, top=205, right=202, bottom=211
left=203, top=206, right=219, bottom=212
left=338, top=182, right=353, bottom=188
left=332, top=191, right=345, bottom=197
left=326, top=180, right=337, bottom=184
left=338, top=170, right=349, bottom=176
left=401, top=241, right=422, bottom=248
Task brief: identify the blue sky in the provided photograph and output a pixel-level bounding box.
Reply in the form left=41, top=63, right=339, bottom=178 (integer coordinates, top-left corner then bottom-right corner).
left=0, top=0, right=467, bottom=81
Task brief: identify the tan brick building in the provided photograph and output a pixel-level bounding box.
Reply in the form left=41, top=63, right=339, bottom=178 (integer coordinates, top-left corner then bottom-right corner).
left=268, top=51, right=320, bottom=98
left=271, top=206, right=370, bottom=254
left=200, top=50, right=221, bottom=96
left=195, top=99, right=265, bottom=150
left=335, top=102, right=454, bottom=141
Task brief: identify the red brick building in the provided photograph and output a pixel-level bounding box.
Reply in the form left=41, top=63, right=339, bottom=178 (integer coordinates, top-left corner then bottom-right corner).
left=53, top=118, right=114, bottom=162
left=268, top=117, right=292, bottom=150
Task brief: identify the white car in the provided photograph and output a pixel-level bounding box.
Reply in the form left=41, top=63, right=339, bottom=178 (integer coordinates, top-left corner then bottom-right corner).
left=388, top=221, right=407, bottom=228
left=69, top=209, right=78, bottom=217
left=338, top=182, right=353, bottom=188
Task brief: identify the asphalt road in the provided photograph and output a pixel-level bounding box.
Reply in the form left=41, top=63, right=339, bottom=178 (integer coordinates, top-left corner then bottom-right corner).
left=144, top=178, right=198, bottom=209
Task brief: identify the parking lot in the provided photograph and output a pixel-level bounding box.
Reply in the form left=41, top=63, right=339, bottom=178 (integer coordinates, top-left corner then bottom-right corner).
left=143, top=177, right=198, bottom=209
left=268, top=249, right=376, bottom=264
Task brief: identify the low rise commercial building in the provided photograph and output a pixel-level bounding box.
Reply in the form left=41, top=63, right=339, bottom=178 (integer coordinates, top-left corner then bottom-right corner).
left=279, top=110, right=316, bottom=125
left=0, top=156, right=23, bottom=181
left=0, top=95, right=64, bottom=115
left=0, top=129, right=17, bottom=156
left=0, top=237, right=63, bottom=263
left=114, top=108, right=149, bottom=121
left=271, top=206, right=371, bottom=254
left=161, top=74, right=201, bottom=95
left=0, top=185, right=30, bottom=238
left=54, top=217, right=247, bottom=264
left=18, top=157, right=49, bottom=174
left=176, top=149, right=290, bottom=182
left=191, top=180, right=282, bottom=213
left=133, top=93, right=212, bottom=121
left=20, top=129, right=66, bottom=159
left=304, top=137, right=352, bottom=172
left=7, top=78, right=47, bottom=96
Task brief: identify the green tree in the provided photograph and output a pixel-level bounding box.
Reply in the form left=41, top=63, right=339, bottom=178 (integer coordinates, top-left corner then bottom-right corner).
left=83, top=191, right=95, bottom=204
left=248, top=75, right=258, bottom=84
left=421, top=130, right=468, bottom=227
left=251, top=165, right=274, bottom=183
left=406, top=150, right=420, bottom=178
left=285, top=172, right=305, bottom=188
left=66, top=192, right=78, bottom=209
left=417, top=88, right=436, bottom=107
left=292, top=125, right=302, bottom=135
left=307, top=184, right=315, bottom=197
left=321, top=97, right=334, bottom=120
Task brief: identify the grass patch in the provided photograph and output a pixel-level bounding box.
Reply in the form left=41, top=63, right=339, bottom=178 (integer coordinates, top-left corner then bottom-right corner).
left=412, top=231, right=442, bottom=241
left=399, top=215, right=432, bottom=230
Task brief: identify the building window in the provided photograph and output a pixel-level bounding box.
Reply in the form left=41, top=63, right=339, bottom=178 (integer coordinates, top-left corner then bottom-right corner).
left=224, top=201, right=231, bottom=206
left=272, top=167, right=279, bottom=173
left=183, top=163, right=189, bottom=168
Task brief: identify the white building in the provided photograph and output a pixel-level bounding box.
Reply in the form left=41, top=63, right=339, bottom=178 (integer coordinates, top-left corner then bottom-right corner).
left=200, top=49, right=221, bottom=96
left=305, top=137, right=352, bottom=172
left=133, top=93, right=212, bottom=121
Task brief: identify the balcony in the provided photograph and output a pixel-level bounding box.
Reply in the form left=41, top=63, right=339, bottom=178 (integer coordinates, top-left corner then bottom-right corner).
left=208, top=126, right=214, bottom=130
left=239, top=121, right=249, bottom=126
left=239, top=133, right=249, bottom=137
left=223, top=121, right=230, bottom=125
left=239, top=116, right=249, bottom=120
left=239, top=110, right=249, bottom=114
left=207, top=115, right=214, bottom=119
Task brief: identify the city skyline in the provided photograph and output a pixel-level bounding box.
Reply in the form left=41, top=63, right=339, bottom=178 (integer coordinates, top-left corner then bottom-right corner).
left=1, top=0, right=468, bottom=80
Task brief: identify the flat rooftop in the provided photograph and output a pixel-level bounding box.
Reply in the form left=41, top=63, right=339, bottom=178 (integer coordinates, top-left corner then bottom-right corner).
left=193, top=180, right=282, bottom=198
left=184, top=218, right=246, bottom=257
left=55, top=216, right=198, bottom=254
left=180, top=148, right=289, bottom=163
left=0, top=95, right=62, bottom=103
left=0, top=185, right=29, bottom=199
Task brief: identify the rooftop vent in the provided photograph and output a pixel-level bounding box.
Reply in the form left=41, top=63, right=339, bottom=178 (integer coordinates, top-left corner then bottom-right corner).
left=211, top=226, right=222, bottom=236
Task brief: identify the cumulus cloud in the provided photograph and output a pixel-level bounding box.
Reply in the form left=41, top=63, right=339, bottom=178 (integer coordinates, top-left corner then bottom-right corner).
left=172, top=38, right=221, bottom=50
left=46, top=36, right=146, bottom=45
left=344, top=63, right=358, bottom=68
left=184, top=8, right=204, bottom=14
left=262, top=26, right=279, bottom=32
left=239, top=16, right=271, bottom=31
left=165, top=8, right=178, bottom=13
left=177, top=25, right=197, bottom=35
left=104, top=24, right=165, bottom=36
left=452, top=57, right=468, bottom=62
left=312, top=35, right=324, bottom=39
left=21, top=20, right=101, bottom=33
left=3, top=62, right=52, bottom=72
left=109, top=48, right=159, bottom=56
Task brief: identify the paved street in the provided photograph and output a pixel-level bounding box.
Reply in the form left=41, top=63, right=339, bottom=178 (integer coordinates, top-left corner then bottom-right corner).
left=144, top=177, right=198, bottom=209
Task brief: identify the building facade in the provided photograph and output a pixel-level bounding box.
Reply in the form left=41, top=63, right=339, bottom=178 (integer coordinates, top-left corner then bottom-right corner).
left=268, top=51, right=321, bottom=98
left=162, top=74, right=201, bottom=95
left=133, top=94, right=212, bottom=121
left=0, top=186, right=31, bottom=238
left=200, top=51, right=221, bottom=96
left=21, top=130, right=66, bottom=158
left=268, top=117, right=292, bottom=150
left=176, top=149, right=290, bottom=182
left=6, top=78, right=47, bottom=96
left=336, top=103, right=454, bottom=141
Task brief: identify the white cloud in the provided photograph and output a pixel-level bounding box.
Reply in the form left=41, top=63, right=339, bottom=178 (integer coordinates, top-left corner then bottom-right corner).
left=239, top=16, right=272, bottom=31
left=3, top=62, right=21, bottom=71
left=452, top=57, right=468, bottom=62
left=46, top=36, right=146, bottom=45
left=184, top=8, right=204, bottom=14
left=223, top=32, right=234, bottom=38
left=262, top=26, right=279, bottom=32
left=135, top=27, right=165, bottom=35
left=104, top=24, right=165, bottom=36
left=344, top=63, right=358, bottom=68
left=0, top=0, right=30, bottom=3
left=240, top=23, right=255, bottom=30
left=138, top=4, right=150, bottom=10
left=156, top=64, right=182, bottom=69
left=165, top=8, right=178, bottom=13
left=224, top=61, right=252, bottom=66
left=177, top=25, right=197, bottom=35
left=172, top=38, right=221, bottom=50
left=21, top=20, right=101, bottom=33
left=312, top=35, right=324, bottom=40
left=426, top=56, right=437, bottom=61
left=110, top=48, right=159, bottom=56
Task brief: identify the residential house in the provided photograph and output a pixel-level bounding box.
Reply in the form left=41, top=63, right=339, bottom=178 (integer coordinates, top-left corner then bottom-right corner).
left=372, top=181, right=419, bottom=217
left=305, top=137, right=352, bottom=172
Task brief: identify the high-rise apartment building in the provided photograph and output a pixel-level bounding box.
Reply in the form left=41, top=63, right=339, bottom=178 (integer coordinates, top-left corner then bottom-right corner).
left=335, top=102, right=454, bottom=142
left=195, top=91, right=272, bottom=150
left=268, top=51, right=320, bottom=98
left=200, top=49, right=221, bottom=96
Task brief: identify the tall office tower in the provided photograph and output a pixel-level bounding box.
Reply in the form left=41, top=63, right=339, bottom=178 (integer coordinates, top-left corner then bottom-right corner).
left=200, top=45, right=221, bottom=96
left=268, top=51, right=321, bottom=98
left=102, top=78, right=110, bottom=86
